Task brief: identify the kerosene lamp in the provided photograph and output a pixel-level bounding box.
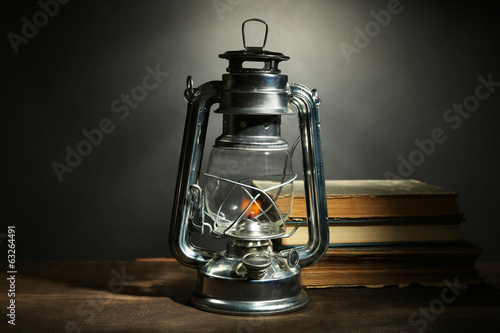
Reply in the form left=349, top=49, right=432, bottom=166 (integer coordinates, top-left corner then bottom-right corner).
left=169, top=19, right=329, bottom=315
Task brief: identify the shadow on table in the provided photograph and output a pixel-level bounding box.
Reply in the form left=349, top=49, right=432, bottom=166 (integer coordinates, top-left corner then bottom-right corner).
left=307, top=280, right=500, bottom=309
left=18, top=260, right=197, bottom=305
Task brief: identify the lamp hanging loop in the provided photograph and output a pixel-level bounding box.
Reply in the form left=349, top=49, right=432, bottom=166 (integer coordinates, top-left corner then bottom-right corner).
left=242, top=18, right=268, bottom=51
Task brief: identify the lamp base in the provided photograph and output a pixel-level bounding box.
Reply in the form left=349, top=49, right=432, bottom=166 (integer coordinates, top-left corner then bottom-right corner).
left=189, top=252, right=309, bottom=315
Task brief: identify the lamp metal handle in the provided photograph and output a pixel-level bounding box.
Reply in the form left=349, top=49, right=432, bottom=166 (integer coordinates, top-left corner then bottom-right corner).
left=289, top=83, right=330, bottom=268
left=169, top=77, right=222, bottom=269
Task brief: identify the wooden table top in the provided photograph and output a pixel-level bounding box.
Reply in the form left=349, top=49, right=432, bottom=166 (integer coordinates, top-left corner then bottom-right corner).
left=2, top=260, right=500, bottom=332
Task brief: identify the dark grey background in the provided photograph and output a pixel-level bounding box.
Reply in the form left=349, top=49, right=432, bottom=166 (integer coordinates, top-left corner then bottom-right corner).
left=4, top=0, right=500, bottom=262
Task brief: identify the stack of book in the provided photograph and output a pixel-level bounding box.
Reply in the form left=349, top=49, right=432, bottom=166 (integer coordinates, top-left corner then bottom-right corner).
left=278, top=179, right=481, bottom=288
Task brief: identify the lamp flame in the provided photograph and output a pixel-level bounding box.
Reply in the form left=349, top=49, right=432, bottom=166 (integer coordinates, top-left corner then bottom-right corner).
left=241, top=198, right=262, bottom=219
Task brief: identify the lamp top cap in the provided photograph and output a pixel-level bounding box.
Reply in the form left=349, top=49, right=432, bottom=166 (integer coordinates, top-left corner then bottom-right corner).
left=219, top=18, right=289, bottom=74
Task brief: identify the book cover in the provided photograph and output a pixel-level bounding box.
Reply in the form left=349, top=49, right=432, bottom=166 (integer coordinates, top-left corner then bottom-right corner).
left=290, top=179, right=460, bottom=219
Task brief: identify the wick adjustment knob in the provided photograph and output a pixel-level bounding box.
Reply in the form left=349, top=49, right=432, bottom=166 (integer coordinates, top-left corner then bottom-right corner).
left=287, top=248, right=300, bottom=268
left=241, top=253, right=272, bottom=280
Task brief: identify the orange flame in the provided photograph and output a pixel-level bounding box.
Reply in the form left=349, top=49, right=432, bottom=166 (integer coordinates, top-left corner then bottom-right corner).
left=241, top=198, right=261, bottom=219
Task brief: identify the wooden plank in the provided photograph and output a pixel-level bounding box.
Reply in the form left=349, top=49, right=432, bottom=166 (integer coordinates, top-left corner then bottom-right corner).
left=1, top=261, right=499, bottom=332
